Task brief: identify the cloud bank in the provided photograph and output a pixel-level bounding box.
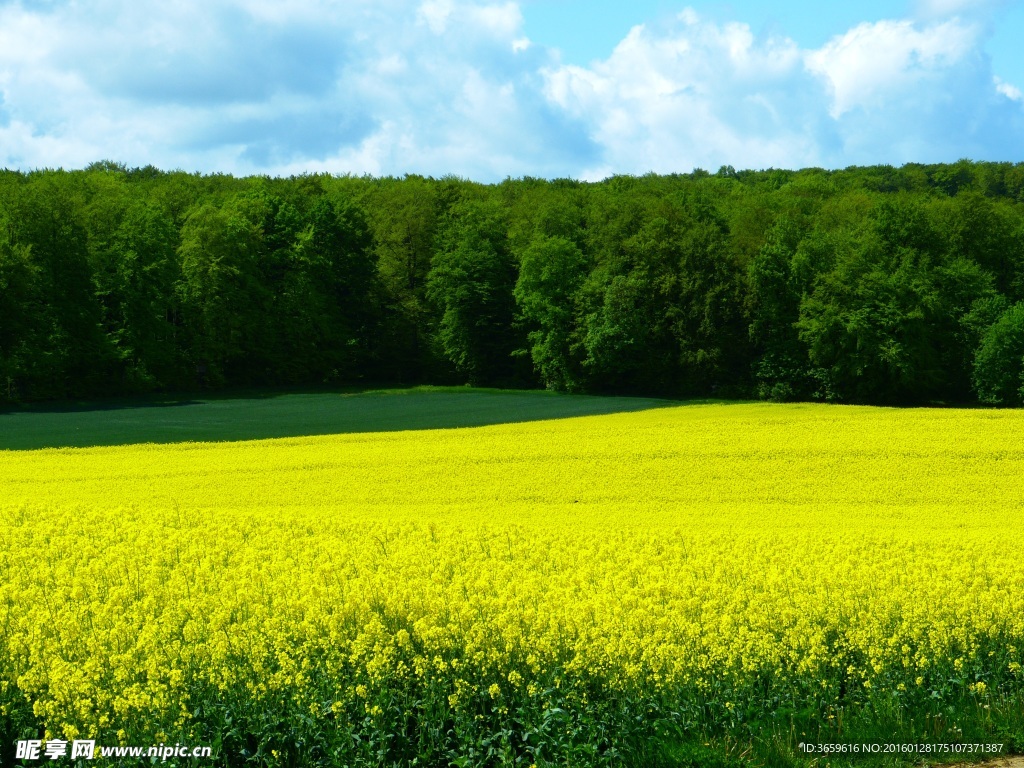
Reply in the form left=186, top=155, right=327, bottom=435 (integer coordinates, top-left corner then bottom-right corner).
left=0, top=0, right=1019, bottom=180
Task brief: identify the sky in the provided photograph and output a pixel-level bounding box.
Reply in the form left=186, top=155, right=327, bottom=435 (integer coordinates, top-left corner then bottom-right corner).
left=0, top=0, right=1021, bottom=181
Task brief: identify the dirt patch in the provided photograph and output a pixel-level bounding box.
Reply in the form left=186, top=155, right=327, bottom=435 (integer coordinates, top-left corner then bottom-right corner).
left=940, top=759, right=1024, bottom=768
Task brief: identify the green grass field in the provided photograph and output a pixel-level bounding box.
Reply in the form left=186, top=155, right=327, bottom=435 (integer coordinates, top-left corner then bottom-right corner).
left=0, top=385, right=674, bottom=451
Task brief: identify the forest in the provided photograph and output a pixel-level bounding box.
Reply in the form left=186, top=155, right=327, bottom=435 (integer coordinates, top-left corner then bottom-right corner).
left=2, top=159, right=1024, bottom=406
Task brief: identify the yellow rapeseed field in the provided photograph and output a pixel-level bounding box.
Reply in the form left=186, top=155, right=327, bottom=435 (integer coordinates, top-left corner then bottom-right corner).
left=1, top=402, right=1023, bottom=756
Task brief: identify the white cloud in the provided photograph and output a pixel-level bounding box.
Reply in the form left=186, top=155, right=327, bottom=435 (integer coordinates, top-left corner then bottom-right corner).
left=0, top=0, right=595, bottom=178
left=0, top=0, right=1019, bottom=179
left=995, top=75, right=1023, bottom=100
left=417, top=0, right=455, bottom=34
left=541, top=8, right=1023, bottom=175
left=542, top=14, right=830, bottom=175
left=469, top=2, right=522, bottom=36
left=806, top=19, right=980, bottom=118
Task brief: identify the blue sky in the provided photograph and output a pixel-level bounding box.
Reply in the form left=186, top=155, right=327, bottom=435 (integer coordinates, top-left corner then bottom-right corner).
left=525, top=0, right=1024, bottom=79
left=0, top=0, right=1020, bottom=180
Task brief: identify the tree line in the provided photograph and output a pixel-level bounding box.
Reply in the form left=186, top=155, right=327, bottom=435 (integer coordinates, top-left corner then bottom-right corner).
left=2, top=159, right=1024, bottom=406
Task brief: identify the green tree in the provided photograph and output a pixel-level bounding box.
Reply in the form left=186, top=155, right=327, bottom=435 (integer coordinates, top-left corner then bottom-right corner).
left=10, top=174, right=112, bottom=398
left=747, top=217, right=810, bottom=401
left=938, top=192, right=1023, bottom=299
left=231, top=187, right=304, bottom=381
left=0, top=215, right=37, bottom=401
left=514, top=235, right=587, bottom=390
left=290, top=196, right=377, bottom=381
left=93, top=202, right=183, bottom=389
left=579, top=186, right=749, bottom=395
left=364, top=177, right=440, bottom=381
left=672, top=208, right=748, bottom=394
left=579, top=267, right=670, bottom=392
left=796, top=198, right=945, bottom=403
left=177, top=200, right=265, bottom=385
left=426, top=200, right=521, bottom=385
left=973, top=302, right=1024, bottom=405
left=577, top=213, right=678, bottom=394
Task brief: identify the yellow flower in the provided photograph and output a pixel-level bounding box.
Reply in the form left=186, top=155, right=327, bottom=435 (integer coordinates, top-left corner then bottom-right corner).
left=2, top=403, right=1023, bottom=744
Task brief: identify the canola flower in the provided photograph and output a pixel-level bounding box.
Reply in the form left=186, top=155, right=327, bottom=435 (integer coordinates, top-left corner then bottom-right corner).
left=1, top=402, right=1023, bottom=760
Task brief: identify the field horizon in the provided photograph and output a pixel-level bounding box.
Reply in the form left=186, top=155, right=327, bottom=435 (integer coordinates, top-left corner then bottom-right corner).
left=0, top=385, right=683, bottom=452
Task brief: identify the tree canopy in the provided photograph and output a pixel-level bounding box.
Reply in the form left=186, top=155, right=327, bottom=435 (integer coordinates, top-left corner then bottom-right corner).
left=2, top=160, right=1024, bottom=405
